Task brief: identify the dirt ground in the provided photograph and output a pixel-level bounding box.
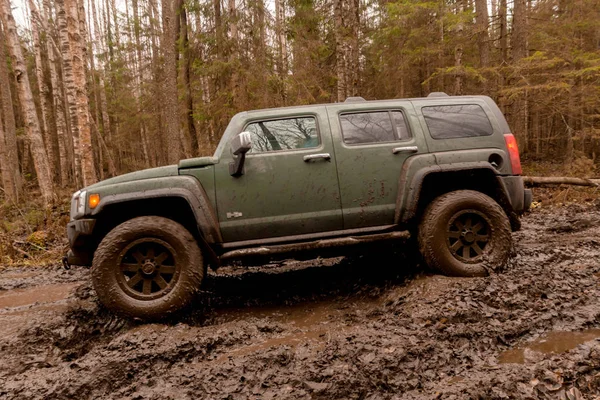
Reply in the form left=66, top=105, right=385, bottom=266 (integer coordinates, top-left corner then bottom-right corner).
left=1, top=204, right=600, bottom=399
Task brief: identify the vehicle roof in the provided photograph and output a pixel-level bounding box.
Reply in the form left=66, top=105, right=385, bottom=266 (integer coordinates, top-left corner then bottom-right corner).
left=242, top=95, right=491, bottom=115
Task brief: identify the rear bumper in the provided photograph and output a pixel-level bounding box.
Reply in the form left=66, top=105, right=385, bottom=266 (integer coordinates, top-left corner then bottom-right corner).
left=66, top=219, right=96, bottom=266
left=499, top=176, right=532, bottom=214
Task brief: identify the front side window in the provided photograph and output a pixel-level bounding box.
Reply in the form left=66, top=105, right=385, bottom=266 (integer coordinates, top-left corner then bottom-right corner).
left=422, top=104, right=493, bottom=139
left=340, top=111, right=411, bottom=145
left=245, top=117, right=319, bottom=153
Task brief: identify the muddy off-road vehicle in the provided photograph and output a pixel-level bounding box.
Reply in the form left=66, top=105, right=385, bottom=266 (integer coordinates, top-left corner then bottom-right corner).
left=66, top=93, right=532, bottom=319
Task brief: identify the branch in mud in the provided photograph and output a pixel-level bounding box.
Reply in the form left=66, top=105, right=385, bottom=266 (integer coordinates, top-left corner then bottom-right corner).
left=523, top=176, right=600, bottom=187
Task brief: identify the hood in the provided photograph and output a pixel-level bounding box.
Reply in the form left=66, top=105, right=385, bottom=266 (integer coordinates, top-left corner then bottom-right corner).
left=178, top=156, right=218, bottom=169
left=85, top=165, right=179, bottom=190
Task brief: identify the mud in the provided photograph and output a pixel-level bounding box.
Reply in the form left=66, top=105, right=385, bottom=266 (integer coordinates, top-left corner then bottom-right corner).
left=1, top=203, right=600, bottom=399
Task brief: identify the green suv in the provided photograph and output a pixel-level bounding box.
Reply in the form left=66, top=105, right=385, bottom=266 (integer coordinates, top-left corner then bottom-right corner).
left=66, top=93, right=532, bottom=319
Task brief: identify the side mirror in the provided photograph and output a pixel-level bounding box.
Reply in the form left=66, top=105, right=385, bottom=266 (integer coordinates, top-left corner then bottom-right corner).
left=231, top=131, right=252, bottom=156
left=229, top=132, right=252, bottom=177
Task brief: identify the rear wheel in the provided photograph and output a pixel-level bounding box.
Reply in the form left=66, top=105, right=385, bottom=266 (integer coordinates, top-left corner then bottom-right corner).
left=418, top=190, right=512, bottom=277
left=92, top=216, right=204, bottom=320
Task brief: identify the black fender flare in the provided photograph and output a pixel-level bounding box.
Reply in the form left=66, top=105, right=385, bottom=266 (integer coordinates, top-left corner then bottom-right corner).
left=395, top=157, right=513, bottom=225
left=90, top=175, right=222, bottom=244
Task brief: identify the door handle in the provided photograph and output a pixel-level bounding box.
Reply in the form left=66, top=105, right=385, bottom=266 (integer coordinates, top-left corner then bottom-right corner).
left=392, top=146, right=418, bottom=154
left=303, top=153, right=331, bottom=162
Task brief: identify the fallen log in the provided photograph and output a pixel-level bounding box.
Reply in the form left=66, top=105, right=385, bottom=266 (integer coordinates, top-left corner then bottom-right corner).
left=523, top=176, right=600, bottom=187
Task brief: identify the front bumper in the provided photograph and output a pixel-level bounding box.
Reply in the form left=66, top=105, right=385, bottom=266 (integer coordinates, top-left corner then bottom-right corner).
left=66, top=218, right=96, bottom=266
left=499, top=176, right=532, bottom=214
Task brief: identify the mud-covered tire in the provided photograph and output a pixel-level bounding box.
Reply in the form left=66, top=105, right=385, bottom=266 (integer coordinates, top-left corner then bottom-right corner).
left=418, top=190, right=512, bottom=277
left=92, top=216, right=204, bottom=320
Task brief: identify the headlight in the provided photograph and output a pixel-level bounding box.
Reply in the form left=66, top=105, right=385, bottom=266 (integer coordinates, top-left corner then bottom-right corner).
left=70, top=190, right=87, bottom=220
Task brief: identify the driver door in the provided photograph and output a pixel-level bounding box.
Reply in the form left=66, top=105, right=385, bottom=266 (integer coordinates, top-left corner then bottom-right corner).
left=214, top=109, right=343, bottom=243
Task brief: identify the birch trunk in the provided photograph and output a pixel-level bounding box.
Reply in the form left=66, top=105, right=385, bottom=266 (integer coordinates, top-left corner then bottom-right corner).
left=275, top=0, right=288, bottom=74
left=41, top=0, right=69, bottom=186
left=56, top=0, right=81, bottom=186
left=72, top=0, right=96, bottom=184
left=0, top=0, right=53, bottom=204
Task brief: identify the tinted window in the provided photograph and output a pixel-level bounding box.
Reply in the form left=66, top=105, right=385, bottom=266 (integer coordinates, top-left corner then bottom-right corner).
left=245, top=117, right=319, bottom=153
left=392, top=111, right=411, bottom=141
left=340, top=111, right=411, bottom=144
left=422, top=104, right=493, bottom=139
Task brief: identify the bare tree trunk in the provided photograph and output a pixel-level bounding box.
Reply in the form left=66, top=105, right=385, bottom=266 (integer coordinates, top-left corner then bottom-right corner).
left=162, top=0, right=181, bottom=164
left=110, top=0, right=120, bottom=48
left=200, top=75, right=216, bottom=151
left=0, top=104, right=14, bottom=200
left=0, top=0, right=53, bottom=204
left=228, top=0, right=238, bottom=46
left=90, top=0, right=115, bottom=176
left=490, top=0, right=497, bottom=38
left=512, top=0, right=528, bottom=152
left=334, top=0, right=345, bottom=102
left=39, top=0, right=69, bottom=187
left=60, top=0, right=95, bottom=186
left=131, top=0, right=151, bottom=168
left=345, top=0, right=359, bottom=97
left=180, top=2, right=199, bottom=155
left=454, top=41, right=463, bottom=94
left=28, top=0, right=56, bottom=183
left=499, top=0, right=507, bottom=63
left=214, top=0, right=222, bottom=63
left=227, top=0, right=240, bottom=109
left=0, top=24, right=20, bottom=200
left=475, top=0, right=489, bottom=68
left=275, top=0, right=287, bottom=102
left=512, top=0, right=527, bottom=60
left=56, top=0, right=81, bottom=186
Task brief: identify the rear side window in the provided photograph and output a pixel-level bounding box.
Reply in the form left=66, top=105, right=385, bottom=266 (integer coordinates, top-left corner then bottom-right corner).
left=422, top=105, right=493, bottom=139
left=340, top=111, right=411, bottom=145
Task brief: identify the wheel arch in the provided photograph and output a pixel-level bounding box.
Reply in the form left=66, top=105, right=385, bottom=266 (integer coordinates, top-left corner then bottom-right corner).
left=86, top=176, right=222, bottom=267
left=396, top=161, right=519, bottom=230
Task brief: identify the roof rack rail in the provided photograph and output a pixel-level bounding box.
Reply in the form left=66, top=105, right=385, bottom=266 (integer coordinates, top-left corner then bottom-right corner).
left=344, top=96, right=366, bottom=102
left=427, top=92, right=449, bottom=97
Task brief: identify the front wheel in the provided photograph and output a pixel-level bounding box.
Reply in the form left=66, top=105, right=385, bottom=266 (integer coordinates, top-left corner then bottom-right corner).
left=418, top=190, right=512, bottom=277
left=92, top=216, right=204, bottom=320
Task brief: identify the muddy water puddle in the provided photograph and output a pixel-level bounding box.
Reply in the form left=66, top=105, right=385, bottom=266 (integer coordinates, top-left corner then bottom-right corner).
left=499, top=329, right=600, bottom=364
left=0, top=283, right=77, bottom=338
left=217, top=330, right=327, bottom=362
left=0, top=282, right=78, bottom=309
left=216, top=295, right=382, bottom=327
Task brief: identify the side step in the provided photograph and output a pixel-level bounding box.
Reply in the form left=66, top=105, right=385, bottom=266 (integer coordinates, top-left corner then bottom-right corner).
left=219, top=231, right=410, bottom=261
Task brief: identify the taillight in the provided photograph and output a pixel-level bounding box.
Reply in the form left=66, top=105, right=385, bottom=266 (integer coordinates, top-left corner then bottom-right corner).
left=504, top=134, right=522, bottom=175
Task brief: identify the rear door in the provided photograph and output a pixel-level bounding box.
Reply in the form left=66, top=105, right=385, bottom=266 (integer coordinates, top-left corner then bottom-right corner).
left=213, top=108, right=344, bottom=243
left=327, top=102, right=429, bottom=229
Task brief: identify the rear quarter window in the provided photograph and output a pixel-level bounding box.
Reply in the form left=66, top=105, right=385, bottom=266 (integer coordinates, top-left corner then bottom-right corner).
left=422, top=104, right=493, bottom=139
left=339, top=111, right=411, bottom=145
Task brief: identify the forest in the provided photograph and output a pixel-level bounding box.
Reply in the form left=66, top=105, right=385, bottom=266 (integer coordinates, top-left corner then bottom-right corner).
left=0, top=0, right=599, bottom=206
